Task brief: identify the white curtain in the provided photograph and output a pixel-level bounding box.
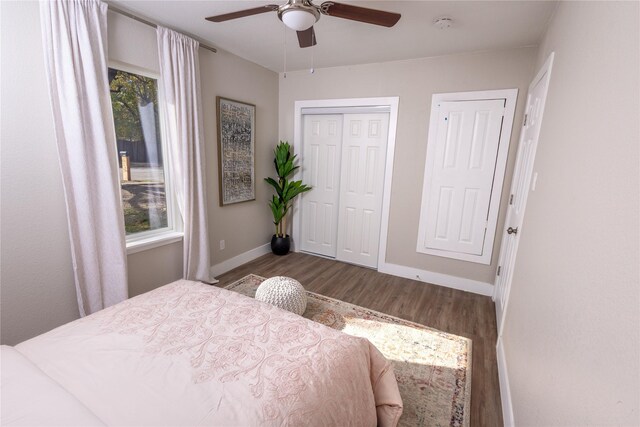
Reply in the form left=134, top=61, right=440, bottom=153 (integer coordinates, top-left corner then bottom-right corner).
left=157, top=27, right=215, bottom=283
left=40, top=0, right=128, bottom=316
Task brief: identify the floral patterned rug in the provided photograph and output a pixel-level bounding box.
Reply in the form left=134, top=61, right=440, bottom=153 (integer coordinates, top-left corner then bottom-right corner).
left=225, top=274, right=472, bottom=427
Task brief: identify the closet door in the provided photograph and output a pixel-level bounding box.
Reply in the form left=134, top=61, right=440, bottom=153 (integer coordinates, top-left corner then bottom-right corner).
left=417, top=99, right=506, bottom=257
left=336, top=113, right=389, bottom=268
left=299, top=115, right=343, bottom=257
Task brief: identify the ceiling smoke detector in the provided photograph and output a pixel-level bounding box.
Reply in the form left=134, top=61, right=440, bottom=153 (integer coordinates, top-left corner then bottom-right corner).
left=433, top=17, right=453, bottom=30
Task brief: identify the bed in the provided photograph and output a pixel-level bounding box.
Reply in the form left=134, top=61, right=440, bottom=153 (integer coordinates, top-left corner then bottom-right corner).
left=1, top=279, right=403, bottom=426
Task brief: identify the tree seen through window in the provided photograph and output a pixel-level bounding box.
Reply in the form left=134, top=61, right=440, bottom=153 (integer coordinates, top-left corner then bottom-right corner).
left=108, top=68, right=168, bottom=235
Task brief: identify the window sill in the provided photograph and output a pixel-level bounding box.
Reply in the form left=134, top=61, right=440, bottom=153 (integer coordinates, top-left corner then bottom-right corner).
left=126, top=231, right=184, bottom=255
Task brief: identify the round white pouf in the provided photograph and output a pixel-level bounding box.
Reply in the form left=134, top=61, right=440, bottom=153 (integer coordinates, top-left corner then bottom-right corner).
left=255, top=276, right=307, bottom=315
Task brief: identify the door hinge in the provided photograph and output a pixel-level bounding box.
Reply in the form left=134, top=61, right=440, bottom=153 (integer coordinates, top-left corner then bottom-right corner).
left=523, top=114, right=528, bottom=126
left=509, top=194, right=514, bottom=205
left=497, top=266, right=502, bottom=276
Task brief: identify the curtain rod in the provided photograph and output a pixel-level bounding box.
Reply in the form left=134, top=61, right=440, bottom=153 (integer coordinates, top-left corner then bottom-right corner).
left=108, top=6, right=217, bottom=53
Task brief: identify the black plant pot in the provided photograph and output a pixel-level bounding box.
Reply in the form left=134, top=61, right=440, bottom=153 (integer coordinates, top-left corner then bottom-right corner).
left=271, top=234, right=291, bottom=256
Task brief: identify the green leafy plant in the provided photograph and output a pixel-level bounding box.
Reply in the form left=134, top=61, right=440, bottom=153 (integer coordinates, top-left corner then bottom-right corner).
left=265, top=141, right=312, bottom=238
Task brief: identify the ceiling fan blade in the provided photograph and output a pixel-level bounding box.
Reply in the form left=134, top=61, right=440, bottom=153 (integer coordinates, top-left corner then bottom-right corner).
left=297, top=27, right=317, bottom=48
left=320, top=2, right=400, bottom=27
left=206, top=5, right=279, bottom=22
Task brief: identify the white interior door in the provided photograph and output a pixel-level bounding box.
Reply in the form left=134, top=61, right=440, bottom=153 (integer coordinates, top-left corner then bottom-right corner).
left=495, top=54, right=554, bottom=336
left=418, top=99, right=506, bottom=256
left=300, top=115, right=343, bottom=257
left=335, top=113, right=389, bottom=268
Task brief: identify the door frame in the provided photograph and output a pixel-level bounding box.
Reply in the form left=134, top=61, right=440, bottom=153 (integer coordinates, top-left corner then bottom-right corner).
left=494, top=52, right=555, bottom=337
left=291, top=97, right=400, bottom=270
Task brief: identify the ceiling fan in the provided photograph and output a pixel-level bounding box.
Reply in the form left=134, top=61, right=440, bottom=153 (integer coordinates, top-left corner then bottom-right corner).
left=205, top=0, right=401, bottom=48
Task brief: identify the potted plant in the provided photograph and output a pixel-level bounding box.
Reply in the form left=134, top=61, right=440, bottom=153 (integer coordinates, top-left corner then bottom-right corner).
left=265, top=141, right=312, bottom=255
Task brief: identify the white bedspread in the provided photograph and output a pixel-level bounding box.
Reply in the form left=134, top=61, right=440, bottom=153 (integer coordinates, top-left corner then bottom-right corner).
left=0, top=346, right=105, bottom=426
left=6, top=280, right=403, bottom=426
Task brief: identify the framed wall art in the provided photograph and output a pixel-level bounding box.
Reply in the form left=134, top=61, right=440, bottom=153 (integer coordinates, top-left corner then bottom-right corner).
left=216, top=96, right=256, bottom=206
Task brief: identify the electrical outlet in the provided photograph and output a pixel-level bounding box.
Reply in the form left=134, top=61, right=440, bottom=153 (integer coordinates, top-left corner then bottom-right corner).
left=219, top=240, right=225, bottom=250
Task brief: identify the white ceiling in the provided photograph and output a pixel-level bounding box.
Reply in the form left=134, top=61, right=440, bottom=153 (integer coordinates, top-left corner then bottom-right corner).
left=110, top=1, right=557, bottom=73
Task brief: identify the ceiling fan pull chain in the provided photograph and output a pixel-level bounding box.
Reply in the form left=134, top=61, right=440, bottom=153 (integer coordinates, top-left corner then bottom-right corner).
left=283, top=25, right=287, bottom=78
left=310, top=33, right=315, bottom=74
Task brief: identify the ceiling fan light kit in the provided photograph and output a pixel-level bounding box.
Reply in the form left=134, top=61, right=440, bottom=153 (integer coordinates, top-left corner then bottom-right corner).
left=278, top=1, right=320, bottom=31
left=206, top=0, right=401, bottom=48
left=281, top=9, right=317, bottom=31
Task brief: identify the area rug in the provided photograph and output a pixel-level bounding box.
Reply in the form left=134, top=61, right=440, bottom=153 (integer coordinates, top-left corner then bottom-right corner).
left=225, top=274, right=472, bottom=427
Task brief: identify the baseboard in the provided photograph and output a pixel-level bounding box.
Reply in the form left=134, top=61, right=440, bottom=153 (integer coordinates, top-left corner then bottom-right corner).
left=378, top=262, right=494, bottom=296
left=496, top=337, right=515, bottom=426
left=209, top=248, right=493, bottom=296
left=209, top=243, right=271, bottom=278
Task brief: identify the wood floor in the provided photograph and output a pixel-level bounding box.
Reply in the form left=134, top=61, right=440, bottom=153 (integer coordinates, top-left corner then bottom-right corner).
left=216, top=252, right=503, bottom=427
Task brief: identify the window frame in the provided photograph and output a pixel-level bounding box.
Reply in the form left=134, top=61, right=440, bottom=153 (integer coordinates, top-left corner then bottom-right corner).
left=108, top=60, right=183, bottom=254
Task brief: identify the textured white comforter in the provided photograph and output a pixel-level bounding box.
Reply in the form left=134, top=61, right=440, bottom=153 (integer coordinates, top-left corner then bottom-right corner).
left=2, top=280, right=402, bottom=426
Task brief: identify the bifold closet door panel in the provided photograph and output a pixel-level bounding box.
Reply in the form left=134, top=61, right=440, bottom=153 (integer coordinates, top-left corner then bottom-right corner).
left=336, top=113, right=389, bottom=268
left=299, top=115, right=343, bottom=257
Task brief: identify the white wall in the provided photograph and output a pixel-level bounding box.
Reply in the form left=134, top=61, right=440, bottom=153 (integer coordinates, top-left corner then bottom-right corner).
left=201, top=48, right=279, bottom=270
left=1, top=0, right=80, bottom=345
left=0, top=1, right=278, bottom=344
left=502, top=1, right=640, bottom=425
left=279, top=48, right=537, bottom=285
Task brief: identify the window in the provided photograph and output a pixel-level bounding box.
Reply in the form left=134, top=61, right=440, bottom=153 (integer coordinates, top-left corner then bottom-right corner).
left=108, top=67, right=180, bottom=250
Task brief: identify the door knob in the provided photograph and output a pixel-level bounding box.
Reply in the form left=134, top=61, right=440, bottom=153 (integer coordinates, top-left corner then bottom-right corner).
left=507, top=227, right=518, bottom=235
